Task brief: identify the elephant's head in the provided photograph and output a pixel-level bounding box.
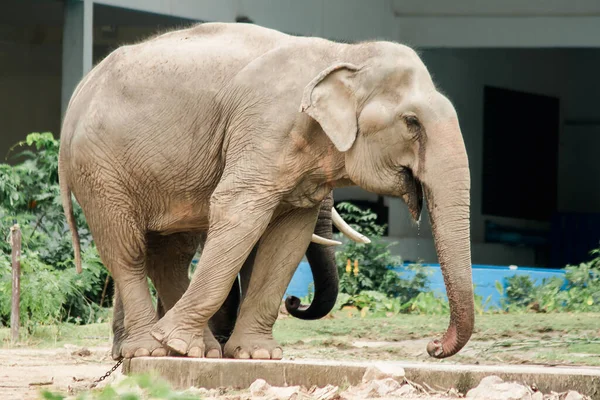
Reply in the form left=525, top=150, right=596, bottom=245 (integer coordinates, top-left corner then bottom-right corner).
left=300, top=44, right=473, bottom=358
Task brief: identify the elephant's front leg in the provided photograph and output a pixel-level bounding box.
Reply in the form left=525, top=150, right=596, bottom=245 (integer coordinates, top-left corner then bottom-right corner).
left=224, top=206, right=319, bottom=359
left=150, top=186, right=281, bottom=357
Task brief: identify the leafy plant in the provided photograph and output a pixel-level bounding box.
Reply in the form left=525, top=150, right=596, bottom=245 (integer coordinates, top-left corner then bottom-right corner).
left=335, top=202, right=413, bottom=297
left=497, top=246, right=600, bottom=313
left=42, top=373, right=202, bottom=399
left=405, top=291, right=449, bottom=315
left=333, top=202, right=435, bottom=314
left=0, top=133, right=109, bottom=330
left=504, top=275, right=535, bottom=309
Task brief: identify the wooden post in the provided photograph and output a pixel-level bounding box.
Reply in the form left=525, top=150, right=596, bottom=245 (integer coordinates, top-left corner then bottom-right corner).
left=10, top=223, right=21, bottom=343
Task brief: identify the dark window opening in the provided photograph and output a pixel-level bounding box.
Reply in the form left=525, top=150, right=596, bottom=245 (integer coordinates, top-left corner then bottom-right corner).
left=482, top=86, right=559, bottom=221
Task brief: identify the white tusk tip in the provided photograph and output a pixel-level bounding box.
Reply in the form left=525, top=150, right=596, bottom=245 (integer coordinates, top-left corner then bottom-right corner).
left=311, top=234, right=342, bottom=246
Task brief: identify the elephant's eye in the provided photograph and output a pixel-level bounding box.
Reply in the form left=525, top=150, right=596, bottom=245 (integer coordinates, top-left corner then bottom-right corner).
left=403, top=114, right=421, bottom=139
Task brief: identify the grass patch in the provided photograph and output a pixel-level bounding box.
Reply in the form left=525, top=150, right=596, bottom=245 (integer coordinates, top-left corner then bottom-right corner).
left=0, top=321, right=112, bottom=349
left=2, top=311, right=599, bottom=366
left=274, top=311, right=600, bottom=365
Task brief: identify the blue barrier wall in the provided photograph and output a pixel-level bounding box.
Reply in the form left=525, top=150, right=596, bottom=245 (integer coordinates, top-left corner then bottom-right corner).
left=284, top=262, right=566, bottom=308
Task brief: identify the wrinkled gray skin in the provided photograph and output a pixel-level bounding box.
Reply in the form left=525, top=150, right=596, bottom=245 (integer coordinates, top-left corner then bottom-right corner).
left=59, top=23, right=473, bottom=360
left=111, top=193, right=338, bottom=359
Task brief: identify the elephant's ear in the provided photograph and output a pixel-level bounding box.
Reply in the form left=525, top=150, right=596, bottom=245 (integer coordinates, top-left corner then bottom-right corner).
left=300, top=63, right=360, bottom=152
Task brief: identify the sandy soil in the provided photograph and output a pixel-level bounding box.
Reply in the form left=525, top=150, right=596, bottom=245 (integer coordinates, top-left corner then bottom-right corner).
left=0, top=345, right=119, bottom=400
left=0, top=343, right=453, bottom=400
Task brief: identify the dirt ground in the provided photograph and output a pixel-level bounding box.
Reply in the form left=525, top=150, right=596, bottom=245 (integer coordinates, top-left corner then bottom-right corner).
left=0, top=343, right=455, bottom=400
left=0, top=342, right=594, bottom=400
left=0, top=342, right=448, bottom=400
left=1, top=313, right=599, bottom=399
left=0, top=345, right=117, bottom=400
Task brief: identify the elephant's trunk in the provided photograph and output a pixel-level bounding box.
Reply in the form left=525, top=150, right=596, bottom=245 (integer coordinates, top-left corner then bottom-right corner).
left=421, top=121, right=474, bottom=358
left=285, top=193, right=339, bottom=320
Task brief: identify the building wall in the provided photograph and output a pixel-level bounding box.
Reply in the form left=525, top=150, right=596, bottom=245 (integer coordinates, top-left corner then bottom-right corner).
left=0, top=3, right=189, bottom=160
left=93, top=0, right=600, bottom=48
left=0, top=24, right=62, bottom=159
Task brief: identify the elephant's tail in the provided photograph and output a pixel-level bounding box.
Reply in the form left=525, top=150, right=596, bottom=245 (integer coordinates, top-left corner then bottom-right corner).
left=59, top=161, right=82, bottom=274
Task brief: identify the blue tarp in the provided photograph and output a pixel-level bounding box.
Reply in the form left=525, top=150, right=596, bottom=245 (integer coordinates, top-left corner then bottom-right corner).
left=285, top=262, right=566, bottom=309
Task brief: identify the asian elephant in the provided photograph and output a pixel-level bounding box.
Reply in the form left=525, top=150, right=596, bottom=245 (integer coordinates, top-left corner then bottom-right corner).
left=59, top=22, right=473, bottom=360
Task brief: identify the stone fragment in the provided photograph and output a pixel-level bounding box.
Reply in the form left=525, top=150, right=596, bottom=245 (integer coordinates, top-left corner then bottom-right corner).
left=268, top=385, right=301, bottom=399
left=531, top=392, right=544, bottom=400
left=361, top=365, right=406, bottom=384
left=564, top=391, right=585, bottom=400
left=392, top=384, right=417, bottom=397
left=249, top=379, right=271, bottom=397
left=310, top=384, right=339, bottom=400
left=466, top=375, right=530, bottom=400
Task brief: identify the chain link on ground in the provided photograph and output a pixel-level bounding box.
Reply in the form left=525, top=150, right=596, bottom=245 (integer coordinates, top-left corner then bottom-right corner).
left=89, top=359, right=123, bottom=389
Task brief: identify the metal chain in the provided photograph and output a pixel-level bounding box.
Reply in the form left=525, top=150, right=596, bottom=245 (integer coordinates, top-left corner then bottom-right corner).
left=89, top=359, right=123, bottom=389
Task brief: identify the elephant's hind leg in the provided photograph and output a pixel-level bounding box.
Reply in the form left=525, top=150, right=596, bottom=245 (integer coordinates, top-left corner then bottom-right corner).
left=86, top=206, right=166, bottom=359
left=145, top=232, right=222, bottom=358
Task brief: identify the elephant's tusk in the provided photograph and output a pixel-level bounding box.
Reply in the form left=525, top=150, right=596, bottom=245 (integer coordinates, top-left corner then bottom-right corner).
left=311, top=234, right=342, bottom=246
left=332, top=207, right=371, bottom=244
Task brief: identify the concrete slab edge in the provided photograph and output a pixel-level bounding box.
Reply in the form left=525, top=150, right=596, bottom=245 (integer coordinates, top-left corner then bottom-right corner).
left=123, top=358, right=600, bottom=399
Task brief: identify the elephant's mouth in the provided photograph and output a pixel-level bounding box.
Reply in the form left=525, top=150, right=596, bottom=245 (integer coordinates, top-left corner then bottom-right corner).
left=398, top=167, right=423, bottom=222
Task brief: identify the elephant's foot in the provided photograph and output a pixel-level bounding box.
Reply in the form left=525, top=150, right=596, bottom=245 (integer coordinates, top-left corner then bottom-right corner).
left=119, top=332, right=168, bottom=359
left=150, top=317, right=206, bottom=358
left=224, top=334, right=283, bottom=360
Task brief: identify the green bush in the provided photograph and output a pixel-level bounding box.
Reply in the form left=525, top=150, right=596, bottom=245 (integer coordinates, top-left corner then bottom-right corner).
left=0, top=133, right=109, bottom=330
left=503, top=275, right=536, bottom=309
left=335, top=202, right=422, bottom=297
left=334, top=202, right=436, bottom=313
left=497, top=247, right=600, bottom=312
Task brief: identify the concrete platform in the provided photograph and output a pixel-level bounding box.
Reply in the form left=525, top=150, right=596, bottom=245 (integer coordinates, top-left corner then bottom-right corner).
left=123, top=358, right=600, bottom=399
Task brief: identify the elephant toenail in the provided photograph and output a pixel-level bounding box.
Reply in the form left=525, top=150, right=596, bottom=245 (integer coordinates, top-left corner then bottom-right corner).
left=188, top=347, right=204, bottom=358
left=251, top=349, right=271, bottom=359
left=166, top=338, right=188, bottom=355
left=151, top=348, right=167, bottom=357
left=133, top=348, right=151, bottom=357
left=271, top=348, right=283, bottom=360
left=205, top=348, right=221, bottom=358
left=235, top=347, right=250, bottom=359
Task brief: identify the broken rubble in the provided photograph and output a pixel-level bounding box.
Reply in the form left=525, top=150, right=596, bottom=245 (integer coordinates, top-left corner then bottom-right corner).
left=268, top=385, right=302, bottom=399
left=361, top=365, right=406, bottom=384
left=564, top=391, right=585, bottom=400
left=340, top=378, right=407, bottom=399
left=466, top=375, right=530, bottom=400
left=391, top=384, right=417, bottom=397
left=249, top=379, right=271, bottom=397
left=309, top=384, right=339, bottom=400
left=531, top=392, right=544, bottom=400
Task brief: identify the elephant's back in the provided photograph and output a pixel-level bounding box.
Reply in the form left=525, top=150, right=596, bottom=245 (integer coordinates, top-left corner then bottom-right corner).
left=59, top=23, right=296, bottom=221
left=111, top=22, right=293, bottom=88
left=63, top=22, right=294, bottom=144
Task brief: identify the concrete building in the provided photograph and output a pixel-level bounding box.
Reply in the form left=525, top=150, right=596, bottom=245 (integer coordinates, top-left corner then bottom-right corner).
left=2, top=0, right=600, bottom=268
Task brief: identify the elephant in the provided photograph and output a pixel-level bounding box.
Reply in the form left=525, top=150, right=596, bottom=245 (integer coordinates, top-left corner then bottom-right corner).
left=59, top=22, right=473, bottom=360
left=110, top=191, right=367, bottom=359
